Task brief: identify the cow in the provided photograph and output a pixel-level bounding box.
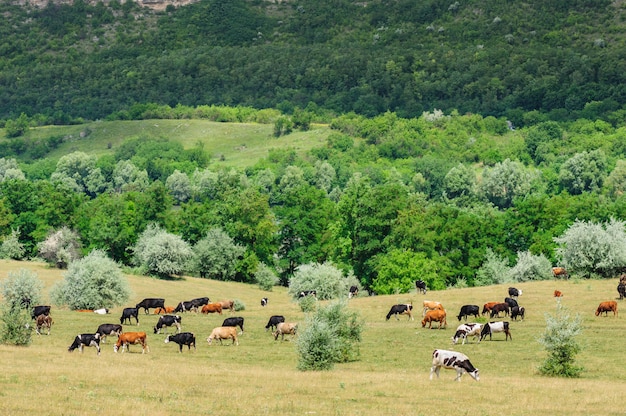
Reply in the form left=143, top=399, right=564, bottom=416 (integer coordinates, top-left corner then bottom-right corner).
left=489, top=303, right=510, bottom=318
left=504, top=297, right=519, bottom=309
left=120, top=307, right=139, bottom=325
left=298, top=290, right=317, bottom=298
left=174, top=301, right=197, bottom=313
left=261, top=297, right=268, bottom=307
left=93, top=308, right=109, bottom=315
left=481, top=302, right=499, bottom=316
left=422, top=300, right=443, bottom=317
left=35, top=314, right=53, bottom=335
left=457, top=305, right=479, bottom=321
left=207, top=326, right=239, bottom=346
left=201, top=303, right=223, bottom=314
left=31, top=305, right=50, bottom=320
left=552, top=267, right=569, bottom=279
left=349, top=285, right=359, bottom=298
left=415, top=280, right=427, bottom=294
left=222, top=317, right=245, bottom=334
left=217, top=300, right=234, bottom=312
left=135, top=298, right=165, bottom=315
left=451, top=323, right=482, bottom=345
left=511, top=306, right=525, bottom=321
left=480, top=321, right=512, bottom=341
left=96, top=323, right=123, bottom=343
left=421, top=309, right=447, bottom=329
left=265, top=315, right=285, bottom=332
left=164, top=332, right=196, bottom=352
left=190, top=297, right=210, bottom=309
left=618, top=284, right=626, bottom=300
left=153, top=315, right=182, bottom=334
left=114, top=332, right=149, bottom=353
left=273, top=322, right=298, bottom=341
left=386, top=304, right=414, bottom=321
left=430, top=349, right=479, bottom=382
left=154, top=306, right=175, bottom=314
left=596, top=300, right=618, bottom=317
left=68, top=333, right=101, bottom=355
left=508, top=287, right=522, bottom=297
left=554, top=290, right=563, bottom=298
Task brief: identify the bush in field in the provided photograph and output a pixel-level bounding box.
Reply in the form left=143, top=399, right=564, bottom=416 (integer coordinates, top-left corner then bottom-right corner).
left=133, top=223, right=192, bottom=278
left=0, top=228, right=25, bottom=260
left=0, top=303, right=32, bottom=346
left=537, top=304, right=583, bottom=378
left=192, top=227, right=245, bottom=281
left=474, top=248, right=511, bottom=286
left=255, top=262, right=280, bottom=291
left=288, top=262, right=350, bottom=300
left=509, top=251, right=553, bottom=282
left=0, top=268, right=43, bottom=310
left=372, top=249, right=445, bottom=294
left=50, top=250, right=131, bottom=310
left=298, top=295, right=317, bottom=313
left=233, top=299, right=245, bottom=312
left=37, top=226, right=82, bottom=269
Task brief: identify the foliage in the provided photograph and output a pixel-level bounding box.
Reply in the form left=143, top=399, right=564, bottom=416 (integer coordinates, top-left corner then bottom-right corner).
left=233, top=299, right=245, bottom=312
left=372, top=249, right=444, bottom=294
left=5, top=113, right=30, bottom=138
left=558, top=150, right=607, bottom=195
left=537, top=303, right=583, bottom=378
left=288, top=262, right=349, bottom=301
left=132, top=223, right=192, bottom=278
left=0, top=158, right=26, bottom=182
left=0, top=303, right=32, bottom=346
left=0, top=228, right=26, bottom=260
left=112, top=160, right=149, bottom=192
left=509, top=251, right=554, bottom=282
left=255, top=262, right=280, bottom=291
left=479, top=159, right=535, bottom=209
left=50, top=151, right=108, bottom=197
left=49, top=249, right=131, bottom=310
left=37, top=226, right=81, bottom=269
left=0, top=268, right=44, bottom=310
left=298, top=295, right=317, bottom=313
left=475, top=248, right=511, bottom=286
left=166, top=169, right=191, bottom=204
left=191, top=227, right=245, bottom=281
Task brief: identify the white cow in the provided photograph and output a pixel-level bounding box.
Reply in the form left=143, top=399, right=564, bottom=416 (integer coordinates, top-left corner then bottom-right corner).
left=451, top=323, right=483, bottom=345
left=480, top=321, right=512, bottom=341
left=430, top=349, right=479, bottom=382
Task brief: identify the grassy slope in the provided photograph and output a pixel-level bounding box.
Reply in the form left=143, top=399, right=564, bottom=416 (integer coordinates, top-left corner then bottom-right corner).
left=1, top=260, right=625, bottom=415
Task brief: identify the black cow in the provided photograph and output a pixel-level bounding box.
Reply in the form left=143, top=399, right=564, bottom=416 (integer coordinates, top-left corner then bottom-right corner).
left=618, top=283, right=626, bottom=300
left=164, top=332, right=196, bottom=352
left=504, top=297, right=519, bottom=308
left=153, top=315, right=182, bottom=334
left=298, top=290, right=317, bottom=298
left=190, top=297, right=210, bottom=309
left=174, top=301, right=196, bottom=313
left=222, top=316, right=245, bottom=333
left=120, top=307, right=139, bottom=325
left=386, top=304, right=414, bottom=321
left=261, top=297, right=268, bottom=307
left=265, top=315, right=285, bottom=332
left=68, top=333, right=101, bottom=355
left=489, top=303, right=510, bottom=318
left=415, top=280, right=427, bottom=294
left=349, top=286, right=359, bottom=298
left=31, top=305, right=51, bottom=319
left=135, top=298, right=165, bottom=314
left=457, top=305, right=480, bottom=321
left=508, top=287, right=522, bottom=298
left=96, top=323, right=123, bottom=343
left=511, top=306, right=525, bottom=321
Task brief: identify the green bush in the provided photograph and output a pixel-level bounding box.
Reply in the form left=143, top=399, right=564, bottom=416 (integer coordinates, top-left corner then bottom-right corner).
left=288, top=262, right=350, bottom=300
left=0, top=268, right=44, bottom=310
left=0, top=303, right=32, bottom=346
left=233, top=299, right=245, bottom=312
left=298, top=295, right=317, bottom=313
left=0, top=228, right=26, bottom=260
left=133, top=223, right=192, bottom=278
left=537, top=303, right=583, bottom=378
left=255, top=263, right=280, bottom=291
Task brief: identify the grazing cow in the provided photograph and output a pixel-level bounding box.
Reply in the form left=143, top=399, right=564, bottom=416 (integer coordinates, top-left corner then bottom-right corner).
left=265, top=315, right=285, bottom=332
left=222, top=317, right=245, bottom=333
left=298, top=290, right=317, bottom=298
left=31, top=305, right=50, bottom=320
left=174, top=301, right=197, bottom=313
left=430, top=349, right=479, bottom=382
left=422, top=300, right=443, bottom=316
left=164, top=332, right=196, bottom=352
left=489, top=303, right=510, bottom=318
left=114, top=332, right=149, bottom=353
left=201, top=303, right=223, bottom=314
left=68, top=333, right=101, bottom=355
left=96, top=323, right=123, bottom=343
left=596, top=300, right=618, bottom=317
left=93, top=308, right=109, bottom=315
left=35, top=314, right=53, bottom=335
left=552, top=267, right=569, bottom=279
left=190, top=297, right=210, bottom=309
left=554, top=290, right=563, bottom=298
left=511, top=306, right=525, bottom=321
left=217, top=300, right=234, bottom=312
left=386, top=304, right=414, bottom=321
left=618, top=284, right=626, bottom=300
left=481, top=302, right=499, bottom=316
left=480, top=321, right=512, bottom=341
left=207, top=326, right=239, bottom=346
left=261, top=297, right=268, bottom=307
left=508, top=287, right=522, bottom=297
left=457, top=305, right=479, bottom=321
left=273, top=322, right=298, bottom=341
left=504, top=297, right=519, bottom=309
left=21, top=297, right=31, bottom=309
left=135, top=298, right=165, bottom=315
left=415, top=280, right=427, bottom=294
left=120, top=307, right=139, bottom=325
left=451, top=323, right=482, bottom=345
left=154, top=306, right=175, bottom=314
left=153, top=315, right=182, bottom=334
left=421, top=309, right=447, bottom=329
left=349, top=285, right=359, bottom=298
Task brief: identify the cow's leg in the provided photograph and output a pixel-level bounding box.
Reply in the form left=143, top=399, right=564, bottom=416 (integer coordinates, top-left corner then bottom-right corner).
left=455, top=369, right=463, bottom=381
left=429, top=366, right=439, bottom=380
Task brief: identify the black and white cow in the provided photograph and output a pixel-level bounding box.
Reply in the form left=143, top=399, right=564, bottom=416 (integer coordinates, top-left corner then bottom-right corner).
left=451, top=323, right=483, bottom=345
left=153, top=315, right=182, bottom=334
left=135, top=298, right=165, bottom=314
left=349, top=286, right=359, bottom=298
left=508, top=287, right=522, bottom=298
left=174, top=301, right=197, bottom=313
left=222, top=316, right=245, bottom=333
left=190, top=297, right=210, bottom=309
left=298, top=290, right=317, bottom=298
left=504, top=297, right=519, bottom=309
left=164, top=332, right=196, bottom=353
left=261, top=297, right=268, bottom=307
left=480, top=321, right=512, bottom=341
left=415, top=280, right=427, bottom=295
left=386, top=304, right=414, bottom=321
left=265, top=315, right=285, bottom=332
left=511, top=306, right=525, bottom=321
left=430, top=349, right=479, bottom=382
left=456, top=305, right=479, bottom=321
left=31, top=305, right=51, bottom=320
left=120, top=307, right=139, bottom=325
left=68, top=333, right=101, bottom=355
left=96, top=323, right=123, bottom=343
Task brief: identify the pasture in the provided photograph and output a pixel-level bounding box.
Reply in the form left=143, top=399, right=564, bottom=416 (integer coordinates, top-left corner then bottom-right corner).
left=1, top=260, right=625, bottom=415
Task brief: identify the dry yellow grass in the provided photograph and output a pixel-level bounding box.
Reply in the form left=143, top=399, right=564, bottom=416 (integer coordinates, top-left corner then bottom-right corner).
left=1, top=260, right=625, bottom=415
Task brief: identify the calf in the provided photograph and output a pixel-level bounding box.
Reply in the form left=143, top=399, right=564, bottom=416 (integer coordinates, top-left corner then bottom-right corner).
left=135, top=298, right=165, bottom=314
left=552, top=267, right=569, bottom=279
left=430, top=349, right=479, bottom=382
left=481, top=302, right=499, bottom=316
left=618, top=284, right=626, bottom=300
left=415, top=280, right=427, bottom=294
left=596, top=300, right=618, bottom=317
left=554, top=290, right=563, bottom=298
left=298, top=290, right=317, bottom=298
left=508, top=287, right=522, bottom=298
left=480, top=321, right=512, bottom=341
left=174, top=301, right=197, bottom=313
left=164, top=332, right=196, bottom=352
left=273, top=322, right=298, bottom=341
left=457, top=305, right=479, bottom=321
left=451, top=323, right=482, bottom=345
left=349, top=285, right=359, bottom=298
left=265, top=315, right=285, bottom=332
left=68, top=333, right=101, bottom=355
left=207, top=326, right=239, bottom=346
left=93, top=308, right=109, bottom=315
left=154, top=306, right=175, bottom=314
left=386, top=304, right=414, bottom=321
left=201, top=303, right=223, bottom=314
left=96, top=323, right=123, bottom=343
left=511, top=306, right=525, bottom=321
left=153, top=315, right=182, bottom=334
left=120, top=307, right=139, bottom=325
left=504, top=297, right=519, bottom=308
left=222, top=317, right=245, bottom=333
left=35, top=314, right=53, bottom=335
left=261, top=297, right=268, bottom=307
left=114, top=331, right=149, bottom=353
left=31, top=305, right=50, bottom=320
left=422, top=300, right=443, bottom=316
left=422, top=309, right=447, bottom=329
left=490, top=303, right=510, bottom=318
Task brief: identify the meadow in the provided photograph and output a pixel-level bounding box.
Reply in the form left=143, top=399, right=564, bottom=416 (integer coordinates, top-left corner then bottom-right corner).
left=1, top=259, right=625, bottom=416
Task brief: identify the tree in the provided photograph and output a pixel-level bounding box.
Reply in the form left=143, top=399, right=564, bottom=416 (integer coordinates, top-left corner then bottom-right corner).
left=442, top=163, right=476, bottom=202
left=475, top=248, right=511, bottom=286
left=5, top=113, right=29, bottom=138
left=0, top=158, right=25, bottom=182
left=288, top=262, right=353, bottom=301
left=559, top=150, right=607, bottom=195
left=50, top=151, right=109, bottom=197
left=372, top=249, right=445, bottom=294
left=166, top=169, right=191, bottom=204
left=0, top=268, right=44, bottom=310
left=37, top=226, right=82, bottom=269
left=0, top=303, right=32, bottom=346
left=191, top=227, right=245, bottom=280
left=0, top=228, right=26, bottom=260
left=133, top=223, right=192, bottom=278
left=50, top=250, right=131, bottom=310
left=255, top=262, right=280, bottom=291
left=479, top=159, right=535, bottom=209
left=538, top=304, right=583, bottom=377
left=112, top=160, right=149, bottom=193
left=509, top=251, right=553, bottom=282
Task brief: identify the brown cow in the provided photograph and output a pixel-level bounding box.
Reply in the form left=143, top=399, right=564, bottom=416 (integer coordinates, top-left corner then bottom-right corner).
left=596, top=301, right=618, bottom=317
left=422, top=300, right=443, bottom=317
left=114, top=332, right=149, bottom=353
left=421, top=309, right=447, bottom=329
left=554, top=290, right=563, bottom=298
left=35, top=314, right=53, bottom=335
left=206, top=326, right=239, bottom=345
left=481, top=302, right=499, bottom=316
left=552, top=267, right=569, bottom=279
left=154, top=306, right=175, bottom=314
left=201, top=303, right=223, bottom=314
left=490, top=302, right=510, bottom=318
left=217, top=300, right=234, bottom=312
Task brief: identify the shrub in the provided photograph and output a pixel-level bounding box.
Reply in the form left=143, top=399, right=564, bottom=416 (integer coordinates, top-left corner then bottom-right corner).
left=288, top=262, right=350, bottom=300
left=298, top=295, right=317, bottom=313
left=192, top=227, right=245, bottom=281
left=133, top=223, right=192, bottom=278
left=255, top=263, right=280, bottom=291
left=475, top=248, right=511, bottom=286
left=0, top=268, right=43, bottom=310
left=37, top=226, right=81, bottom=269
left=0, top=303, right=32, bottom=346
left=233, top=299, right=245, bottom=312
left=0, top=228, right=25, bottom=260
left=509, top=251, right=553, bottom=282
left=537, top=304, right=583, bottom=377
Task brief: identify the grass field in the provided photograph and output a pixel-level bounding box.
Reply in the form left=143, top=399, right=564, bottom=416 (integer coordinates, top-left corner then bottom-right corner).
left=1, top=260, right=625, bottom=415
